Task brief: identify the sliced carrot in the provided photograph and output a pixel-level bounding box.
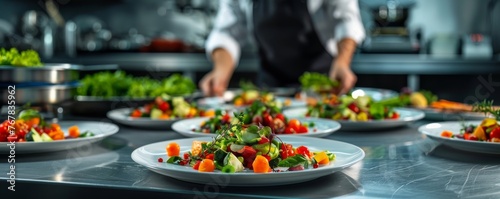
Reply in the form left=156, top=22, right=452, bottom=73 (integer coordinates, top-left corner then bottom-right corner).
left=159, top=113, right=170, bottom=120
left=234, top=98, right=244, bottom=106
left=440, top=130, right=454, bottom=138
left=198, top=159, right=215, bottom=172
left=166, top=142, right=180, bottom=157
left=252, top=155, right=271, bottom=173
left=68, top=125, right=80, bottom=138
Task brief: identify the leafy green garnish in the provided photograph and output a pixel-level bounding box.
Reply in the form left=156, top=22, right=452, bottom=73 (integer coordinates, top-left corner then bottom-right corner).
left=167, top=156, right=182, bottom=164
left=277, top=155, right=308, bottom=168
left=239, top=80, right=258, bottom=91
left=472, top=100, right=500, bottom=120
left=299, top=72, right=339, bottom=92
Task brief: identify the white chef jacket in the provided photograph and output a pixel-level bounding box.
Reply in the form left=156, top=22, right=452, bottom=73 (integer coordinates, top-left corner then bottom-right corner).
left=205, top=0, right=366, bottom=65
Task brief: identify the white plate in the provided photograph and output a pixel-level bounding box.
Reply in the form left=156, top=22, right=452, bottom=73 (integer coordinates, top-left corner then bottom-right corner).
left=283, top=107, right=425, bottom=131
left=0, top=121, right=118, bottom=154
left=418, top=108, right=488, bottom=121
left=197, top=96, right=306, bottom=110
left=131, top=136, right=365, bottom=186
left=171, top=117, right=341, bottom=138
left=107, top=108, right=181, bottom=129
left=419, top=121, right=500, bottom=154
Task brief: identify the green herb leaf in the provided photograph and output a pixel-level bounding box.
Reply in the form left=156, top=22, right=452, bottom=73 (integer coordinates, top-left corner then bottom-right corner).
left=166, top=156, right=182, bottom=164
left=277, top=155, right=308, bottom=167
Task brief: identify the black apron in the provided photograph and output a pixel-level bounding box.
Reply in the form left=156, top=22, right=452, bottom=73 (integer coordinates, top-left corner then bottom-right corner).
left=253, top=0, right=333, bottom=87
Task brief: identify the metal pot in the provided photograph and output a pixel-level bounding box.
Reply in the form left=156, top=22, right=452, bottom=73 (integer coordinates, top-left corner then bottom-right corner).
left=0, top=63, right=118, bottom=84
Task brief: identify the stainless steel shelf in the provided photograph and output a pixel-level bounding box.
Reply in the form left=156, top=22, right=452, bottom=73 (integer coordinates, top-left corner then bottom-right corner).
left=47, top=53, right=500, bottom=75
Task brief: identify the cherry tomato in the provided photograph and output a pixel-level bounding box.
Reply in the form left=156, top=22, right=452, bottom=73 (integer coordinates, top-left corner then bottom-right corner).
left=280, top=144, right=295, bottom=159
left=297, top=125, right=308, bottom=133
left=463, top=133, right=471, bottom=140
left=183, top=153, right=189, bottom=159
left=262, top=154, right=271, bottom=162
left=489, top=127, right=500, bottom=140
left=258, top=137, right=270, bottom=144
left=272, top=118, right=285, bottom=134
left=193, top=160, right=201, bottom=170
left=348, top=103, right=360, bottom=114
left=205, top=153, right=214, bottom=160
left=469, top=135, right=478, bottom=141
left=275, top=113, right=286, bottom=122
left=285, top=126, right=295, bottom=134
left=131, top=109, right=142, bottom=118
left=287, top=119, right=301, bottom=131
left=263, top=114, right=273, bottom=126
left=222, top=113, right=231, bottom=123
left=296, top=146, right=311, bottom=158
left=7, top=135, right=17, bottom=142
left=252, top=115, right=263, bottom=125
left=158, top=102, right=170, bottom=112
left=391, top=112, right=400, bottom=119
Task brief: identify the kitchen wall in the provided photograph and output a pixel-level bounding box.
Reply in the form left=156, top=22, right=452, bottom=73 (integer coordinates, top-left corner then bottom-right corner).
left=0, top=0, right=499, bottom=55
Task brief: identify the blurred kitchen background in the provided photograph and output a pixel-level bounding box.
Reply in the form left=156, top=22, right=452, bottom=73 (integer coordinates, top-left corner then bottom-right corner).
left=1, top=0, right=500, bottom=101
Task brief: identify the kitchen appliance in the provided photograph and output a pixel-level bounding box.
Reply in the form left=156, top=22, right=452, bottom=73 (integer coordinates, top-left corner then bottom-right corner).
left=462, top=33, right=493, bottom=58
left=361, top=0, right=421, bottom=54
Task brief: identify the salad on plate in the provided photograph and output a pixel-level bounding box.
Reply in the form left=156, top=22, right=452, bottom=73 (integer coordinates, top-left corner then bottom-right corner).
left=440, top=100, right=500, bottom=142
left=163, top=118, right=336, bottom=173
left=198, top=101, right=314, bottom=134
left=0, top=109, right=94, bottom=142
left=129, top=94, right=214, bottom=120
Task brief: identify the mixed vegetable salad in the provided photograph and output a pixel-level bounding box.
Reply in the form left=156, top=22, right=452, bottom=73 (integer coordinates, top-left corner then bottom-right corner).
left=0, top=109, right=94, bottom=142
left=231, top=81, right=289, bottom=107
left=77, top=71, right=196, bottom=98
left=299, top=72, right=339, bottom=94
left=198, top=101, right=314, bottom=134
left=306, top=95, right=400, bottom=121
left=0, top=48, right=42, bottom=67
left=130, top=94, right=214, bottom=119
left=163, top=118, right=335, bottom=173
left=440, top=100, right=500, bottom=142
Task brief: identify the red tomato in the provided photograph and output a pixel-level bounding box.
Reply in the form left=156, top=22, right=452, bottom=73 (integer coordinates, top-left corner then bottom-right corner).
left=158, top=102, right=170, bottom=112
left=252, top=115, right=263, bottom=125
left=131, top=109, right=142, bottom=118
left=275, top=113, right=286, bottom=122
left=193, top=160, right=201, bottom=170
left=469, top=135, right=478, bottom=141
left=262, top=154, right=271, bottom=161
left=183, top=153, right=189, bottom=159
left=285, top=126, right=295, bottom=134
left=296, top=146, right=311, bottom=158
left=391, top=112, right=400, bottom=119
left=205, top=154, right=214, bottom=160
left=280, top=144, right=295, bottom=159
left=297, top=125, right=308, bottom=133
left=490, top=127, right=500, bottom=140
left=348, top=103, right=360, bottom=114
left=263, top=114, right=273, bottom=126
left=7, top=135, right=17, bottom=142
left=222, top=113, right=231, bottom=123
left=258, top=137, right=270, bottom=144
left=463, top=133, right=471, bottom=140
left=287, top=119, right=301, bottom=131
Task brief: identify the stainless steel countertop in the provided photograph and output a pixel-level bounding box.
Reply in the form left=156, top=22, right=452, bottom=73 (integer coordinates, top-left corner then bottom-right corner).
left=2, top=117, right=500, bottom=198
left=47, top=53, right=500, bottom=75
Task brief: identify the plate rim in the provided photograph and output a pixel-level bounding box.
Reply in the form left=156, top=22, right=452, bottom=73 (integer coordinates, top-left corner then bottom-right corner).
left=418, top=120, right=500, bottom=147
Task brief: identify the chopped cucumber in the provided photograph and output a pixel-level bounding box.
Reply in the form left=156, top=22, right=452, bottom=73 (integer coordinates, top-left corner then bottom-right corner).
left=28, top=128, right=43, bottom=142
left=41, top=133, right=53, bottom=142
left=150, top=108, right=163, bottom=119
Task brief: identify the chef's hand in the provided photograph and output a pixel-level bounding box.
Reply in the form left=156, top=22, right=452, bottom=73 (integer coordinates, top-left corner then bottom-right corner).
left=329, top=65, right=357, bottom=95
left=199, top=48, right=236, bottom=96
left=330, top=38, right=358, bottom=95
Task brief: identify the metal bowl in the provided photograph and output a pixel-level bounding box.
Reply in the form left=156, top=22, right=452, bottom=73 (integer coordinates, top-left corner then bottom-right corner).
left=1, top=83, right=76, bottom=105
left=0, top=63, right=118, bottom=84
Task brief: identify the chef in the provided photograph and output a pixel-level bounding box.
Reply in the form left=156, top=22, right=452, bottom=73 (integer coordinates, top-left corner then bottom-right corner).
left=200, top=0, right=366, bottom=96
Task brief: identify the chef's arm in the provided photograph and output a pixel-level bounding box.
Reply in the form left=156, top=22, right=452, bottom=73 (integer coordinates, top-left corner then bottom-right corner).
left=332, top=38, right=357, bottom=69
left=211, top=48, right=236, bottom=76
